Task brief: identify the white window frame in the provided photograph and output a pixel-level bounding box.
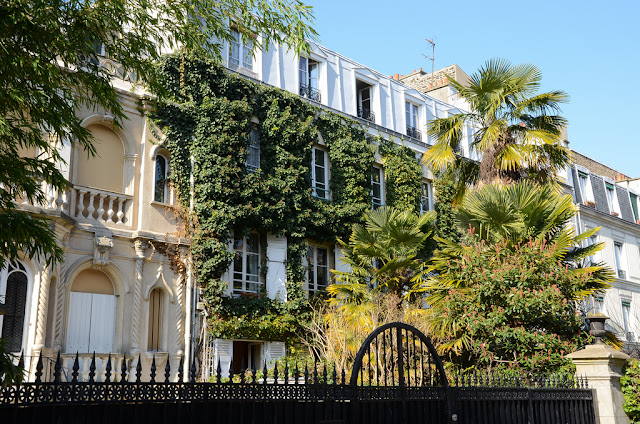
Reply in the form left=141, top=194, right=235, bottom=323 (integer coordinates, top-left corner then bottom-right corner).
left=420, top=181, right=433, bottom=214
left=605, top=181, right=619, bottom=215
left=311, top=147, right=330, bottom=199
left=621, top=300, right=632, bottom=336
left=587, top=234, right=599, bottom=264
left=232, top=233, right=262, bottom=294
left=614, top=241, right=626, bottom=279
left=306, top=244, right=330, bottom=295
left=576, top=169, right=594, bottom=204
left=405, top=101, right=420, bottom=134
left=229, top=27, right=253, bottom=70
left=299, top=57, right=319, bottom=90
left=246, top=124, right=260, bottom=173
left=153, top=153, right=170, bottom=204
left=371, top=167, right=384, bottom=209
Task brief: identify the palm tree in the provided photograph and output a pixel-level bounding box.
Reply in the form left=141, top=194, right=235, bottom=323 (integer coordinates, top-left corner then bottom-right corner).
left=415, top=181, right=614, bottom=360
left=329, top=206, right=436, bottom=306
left=424, top=59, right=570, bottom=198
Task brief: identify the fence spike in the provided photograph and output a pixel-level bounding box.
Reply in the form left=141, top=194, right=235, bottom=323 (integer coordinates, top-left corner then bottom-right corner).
left=251, top=366, right=257, bottom=384
left=583, top=375, right=589, bottom=388
left=105, top=354, right=112, bottom=383
left=313, top=361, right=318, bottom=385
left=189, top=356, right=196, bottom=382
left=216, top=358, right=222, bottom=383
left=164, top=357, right=171, bottom=383
left=273, top=362, right=279, bottom=384
left=294, top=362, right=299, bottom=385
left=120, top=357, right=128, bottom=382
left=18, top=352, right=24, bottom=370
left=228, top=360, right=235, bottom=384
left=304, top=363, right=309, bottom=384
left=150, top=355, right=157, bottom=383
left=341, top=368, right=346, bottom=386
left=71, top=352, right=80, bottom=383
left=262, top=362, right=268, bottom=385
left=332, top=363, right=337, bottom=386
left=454, top=372, right=459, bottom=387
left=89, top=352, right=96, bottom=383
left=322, top=363, right=327, bottom=384
left=284, top=362, right=289, bottom=385
left=178, top=356, right=184, bottom=382
left=35, top=351, right=44, bottom=383
left=240, top=364, right=246, bottom=384
left=135, top=355, right=142, bottom=382
left=53, top=351, right=62, bottom=383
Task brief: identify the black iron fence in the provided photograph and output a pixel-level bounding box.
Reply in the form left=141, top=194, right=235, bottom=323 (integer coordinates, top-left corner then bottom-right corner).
left=1, top=323, right=596, bottom=424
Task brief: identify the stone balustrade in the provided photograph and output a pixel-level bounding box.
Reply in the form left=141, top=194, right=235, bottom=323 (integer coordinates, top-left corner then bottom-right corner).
left=60, top=353, right=134, bottom=382
left=15, top=180, right=69, bottom=212
left=72, top=185, right=132, bottom=225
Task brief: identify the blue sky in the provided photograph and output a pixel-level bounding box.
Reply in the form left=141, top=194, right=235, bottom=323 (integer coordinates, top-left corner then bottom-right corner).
left=304, top=0, right=639, bottom=177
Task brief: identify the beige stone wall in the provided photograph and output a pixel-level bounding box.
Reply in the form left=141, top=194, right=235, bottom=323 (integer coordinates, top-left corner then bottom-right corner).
left=571, top=150, right=631, bottom=181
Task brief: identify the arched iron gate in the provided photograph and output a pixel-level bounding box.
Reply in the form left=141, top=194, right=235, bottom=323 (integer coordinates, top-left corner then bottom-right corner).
left=350, top=321, right=448, bottom=387
left=349, top=322, right=451, bottom=424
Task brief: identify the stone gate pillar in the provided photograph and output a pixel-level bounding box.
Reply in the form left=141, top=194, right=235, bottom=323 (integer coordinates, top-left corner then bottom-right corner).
left=567, top=336, right=631, bottom=424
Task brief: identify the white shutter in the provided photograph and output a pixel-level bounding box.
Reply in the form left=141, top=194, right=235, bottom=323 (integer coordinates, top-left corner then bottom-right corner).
left=266, top=234, right=287, bottom=301
left=214, top=339, right=232, bottom=378
left=334, top=245, right=351, bottom=274
left=66, top=292, right=92, bottom=353
left=88, top=294, right=116, bottom=353
left=264, top=341, right=286, bottom=366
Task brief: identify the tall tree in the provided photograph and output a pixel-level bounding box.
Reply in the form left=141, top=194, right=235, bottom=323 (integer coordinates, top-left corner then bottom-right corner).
left=0, top=0, right=317, bottom=268
left=423, top=59, right=570, bottom=199
left=416, top=181, right=614, bottom=371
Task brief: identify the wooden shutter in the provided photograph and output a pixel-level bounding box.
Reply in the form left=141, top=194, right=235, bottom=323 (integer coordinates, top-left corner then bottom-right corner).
left=88, top=294, right=116, bottom=353
left=266, top=234, right=287, bottom=301
left=1, top=271, right=28, bottom=352
left=66, top=292, right=92, bottom=353
left=214, top=339, right=233, bottom=378
left=264, top=341, right=285, bottom=366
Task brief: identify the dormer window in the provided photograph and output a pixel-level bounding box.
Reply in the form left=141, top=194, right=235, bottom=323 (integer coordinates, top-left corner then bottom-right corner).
left=577, top=170, right=594, bottom=205
left=229, top=28, right=253, bottom=70
left=605, top=182, right=619, bottom=215
left=406, top=102, right=421, bottom=140
left=299, top=57, right=321, bottom=102
left=356, top=80, right=375, bottom=123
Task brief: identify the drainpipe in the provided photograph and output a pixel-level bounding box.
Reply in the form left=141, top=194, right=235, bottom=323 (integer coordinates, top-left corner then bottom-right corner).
left=183, top=155, right=195, bottom=381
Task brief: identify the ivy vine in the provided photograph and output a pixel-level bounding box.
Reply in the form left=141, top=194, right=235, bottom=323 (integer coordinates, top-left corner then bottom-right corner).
left=153, top=54, right=422, bottom=343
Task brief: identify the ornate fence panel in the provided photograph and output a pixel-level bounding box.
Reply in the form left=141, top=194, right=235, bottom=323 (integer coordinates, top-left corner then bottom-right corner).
left=0, top=323, right=596, bottom=424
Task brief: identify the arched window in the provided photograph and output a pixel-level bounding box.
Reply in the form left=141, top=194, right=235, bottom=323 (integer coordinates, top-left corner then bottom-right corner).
left=66, top=269, right=116, bottom=353
left=154, top=154, right=169, bottom=203
left=1, top=261, right=28, bottom=352
left=148, top=288, right=163, bottom=351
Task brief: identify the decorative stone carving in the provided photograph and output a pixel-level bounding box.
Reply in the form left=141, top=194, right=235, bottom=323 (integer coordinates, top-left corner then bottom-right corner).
left=93, top=234, right=114, bottom=267
left=131, top=239, right=148, bottom=354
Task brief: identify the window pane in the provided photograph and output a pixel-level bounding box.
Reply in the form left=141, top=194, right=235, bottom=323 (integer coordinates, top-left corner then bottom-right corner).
left=309, top=63, right=318, bottom=89
left=246, top=234, right=259, bottom=253
left=154, top=156, right=166, bottom=203
left=1, top=269, right=28, bottom=352
left=317, top=248, right=328, bottom=266
left=148, top=289, right=163, bottom=351
left=246, top=253, right=259, bottom=277
left=316, top=266, right=328, bottom=289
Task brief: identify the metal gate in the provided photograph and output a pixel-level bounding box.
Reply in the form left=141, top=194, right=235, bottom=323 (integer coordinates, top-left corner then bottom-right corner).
left=0, top=322, right=595, bottom=424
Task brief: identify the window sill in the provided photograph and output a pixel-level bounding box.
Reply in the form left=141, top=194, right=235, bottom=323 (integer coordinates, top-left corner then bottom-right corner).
left=150, top=200, right=174, bottom=208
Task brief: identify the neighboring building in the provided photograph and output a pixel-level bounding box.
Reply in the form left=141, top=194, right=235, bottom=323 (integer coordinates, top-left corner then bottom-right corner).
left=565, top=150, right=640, bottom=353
left=1, top=63, right=192, bottom=381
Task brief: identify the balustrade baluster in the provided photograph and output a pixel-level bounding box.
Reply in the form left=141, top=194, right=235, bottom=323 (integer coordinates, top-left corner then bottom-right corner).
left=107, top=197, right=115, bottom=223
left=77, top=190, right=87, bottom=218
left=87, top=193, right=96, bottom=219
left=97, top=195, right=106, bottom=222
left=116, top=199, right=125, bottom=224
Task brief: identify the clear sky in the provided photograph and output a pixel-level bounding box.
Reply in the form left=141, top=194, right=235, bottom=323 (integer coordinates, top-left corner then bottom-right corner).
left=303, top=0, right=639, bottom=177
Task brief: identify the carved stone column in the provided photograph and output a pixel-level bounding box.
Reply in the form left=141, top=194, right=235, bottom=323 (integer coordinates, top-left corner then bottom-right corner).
left=131, top=239, right=147, bottom=354
left=174, top=273, right=185, bottom=355
left=32, top=264, right=52, bottom=353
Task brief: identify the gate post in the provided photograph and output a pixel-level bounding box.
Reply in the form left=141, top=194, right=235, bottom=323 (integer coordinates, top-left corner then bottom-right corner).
left=567, top=343, right=630, bottom=424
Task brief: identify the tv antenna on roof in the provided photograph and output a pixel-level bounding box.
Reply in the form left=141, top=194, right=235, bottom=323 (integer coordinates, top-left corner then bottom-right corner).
left=423, top=38, right=436, bottom=75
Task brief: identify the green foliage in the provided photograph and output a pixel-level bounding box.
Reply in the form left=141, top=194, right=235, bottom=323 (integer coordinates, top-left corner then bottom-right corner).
left=419, top=181, right=614, bottom=373
left=0, top=0, right=316, bottom=269
left=622, top=359, right=640, bottom=423
left=0, top=339, right=23, bottom=387
left=379, top=139, right=422, bottom=213
left=331, top=206, right=436, bottom=303
left=423, top=58, right=570, bottom=195
left=156, top=55, right=422, bottom=341
left=433, top=169, right=462, bottom=243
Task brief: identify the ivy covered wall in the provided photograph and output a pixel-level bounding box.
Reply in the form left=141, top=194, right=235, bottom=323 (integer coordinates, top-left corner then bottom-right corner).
left=153, top=54, right=424, bottom=343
